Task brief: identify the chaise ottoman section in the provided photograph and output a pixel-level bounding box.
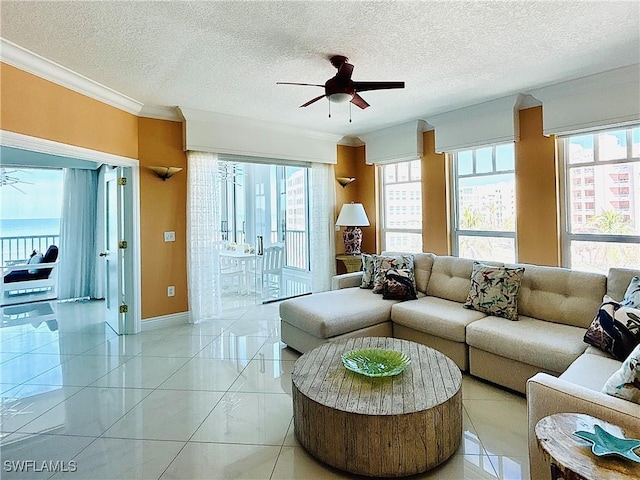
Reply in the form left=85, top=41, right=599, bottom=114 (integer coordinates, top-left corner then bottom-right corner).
left=280, top=287, right=397, bottom=353
left=466, top=315, right=588, bottom=392
left=391, top=296, right=487, bottom=370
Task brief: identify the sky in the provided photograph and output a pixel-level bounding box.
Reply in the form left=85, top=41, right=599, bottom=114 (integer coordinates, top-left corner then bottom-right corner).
left=0, top=168, right=63, bottom=220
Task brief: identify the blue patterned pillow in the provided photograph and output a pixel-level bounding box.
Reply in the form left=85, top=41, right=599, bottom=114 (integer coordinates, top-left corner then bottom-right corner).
left=463, top=262, right=525, bottom=321
left=584, top=296, right=640, bottom=361
left=382, top=268, right=417, bottom=300
left=602, top=343, right=640, bottom=404
left=360, top=254, right=377, bottom=289
left=621, top=276, right=640, bottom=308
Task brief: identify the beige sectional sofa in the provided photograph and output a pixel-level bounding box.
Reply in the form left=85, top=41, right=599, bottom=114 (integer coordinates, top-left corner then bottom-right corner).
left=279, top=252, right=640, bottom=480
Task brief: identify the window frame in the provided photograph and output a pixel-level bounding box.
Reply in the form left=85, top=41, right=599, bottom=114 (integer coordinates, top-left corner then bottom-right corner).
left=558, top=125, right=640, bottom=270
left=451, top=143, right=517, bottom=261
left=379, top=160, right=423, bottom=253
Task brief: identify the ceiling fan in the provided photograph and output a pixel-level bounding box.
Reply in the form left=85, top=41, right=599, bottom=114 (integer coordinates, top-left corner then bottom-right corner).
left=277, top=55, right=404, bottom=112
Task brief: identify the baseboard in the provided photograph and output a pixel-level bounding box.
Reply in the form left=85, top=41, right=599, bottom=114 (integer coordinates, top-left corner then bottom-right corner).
left=141, top=311, right=190, bottom=331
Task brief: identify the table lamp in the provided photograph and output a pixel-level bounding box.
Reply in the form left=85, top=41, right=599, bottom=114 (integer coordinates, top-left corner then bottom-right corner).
left=335, top=203, right=370, bottom=255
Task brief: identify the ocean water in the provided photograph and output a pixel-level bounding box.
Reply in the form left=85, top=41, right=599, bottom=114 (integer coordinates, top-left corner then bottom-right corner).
left=0, top=218, right=60, bottom=238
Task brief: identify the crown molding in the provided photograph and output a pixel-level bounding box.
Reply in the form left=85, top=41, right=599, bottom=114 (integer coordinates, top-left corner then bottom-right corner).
left=1, top=38, right=144, bottom=116
left=139, top=105, right=182, bottom=122
left=0, top=130, right=137, bottom=166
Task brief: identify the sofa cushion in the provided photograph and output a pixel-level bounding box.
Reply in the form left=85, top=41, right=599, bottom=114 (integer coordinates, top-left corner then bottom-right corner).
left=466, top=315, right=588, bottom=373
left=427, top=256, right=478, bottom=303
left=360, top=253, right=376, bottom=289
left=602, top=344, right=640, bottom=404
left=607, top=267, right=640, bottom=304
left=583, top=296, right=640, bottom=361
left=560, top=353, right=623, bottom=392
left=372, top=255, right=415, bottom=294
left=391, top=296, right=487, bottom=343
left=279, top=287, right=400, bottom=339
left=413, top=253, right=436, bottom=294
left=382, top=268, right=417, bottom=300
left=517, top=264, right=606, bottom=328
left=464, top=262, right=525, bottom=321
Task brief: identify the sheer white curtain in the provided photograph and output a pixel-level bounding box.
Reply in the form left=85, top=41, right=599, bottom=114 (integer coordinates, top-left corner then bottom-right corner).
left=309, top=162, right=336, bottom=293
left=58, top=168, right=98, bottom=300
left=187, top=151, right=222, bottom=323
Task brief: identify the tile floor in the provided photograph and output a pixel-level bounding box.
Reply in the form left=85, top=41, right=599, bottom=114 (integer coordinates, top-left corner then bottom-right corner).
left=0, top=298, right=530, bottom=479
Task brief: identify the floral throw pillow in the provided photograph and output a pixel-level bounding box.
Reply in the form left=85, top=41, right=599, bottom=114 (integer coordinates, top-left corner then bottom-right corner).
left=372, top=255, right=415, bottom=294
left=382, top=268, right=418, bottom=301
left=602, top=343, right=640, bottom=404
left=621, top=276, right=640, bottom=308
left=583, top=296, right=640, bottom=361
left=463, top=262, right=525, bottom=321
left=360, top=254, right=377, bottom=289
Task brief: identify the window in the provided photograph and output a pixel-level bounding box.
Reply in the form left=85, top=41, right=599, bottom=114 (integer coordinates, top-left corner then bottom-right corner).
left=380, top=160, right=422, bottom=253
left=561, top=125, right=640, bottom=273
left=452, top=143, right=516, bottom=263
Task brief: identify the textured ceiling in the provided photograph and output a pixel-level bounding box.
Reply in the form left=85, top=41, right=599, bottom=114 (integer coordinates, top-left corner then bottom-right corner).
left=1, top=1, right=639, bottom=136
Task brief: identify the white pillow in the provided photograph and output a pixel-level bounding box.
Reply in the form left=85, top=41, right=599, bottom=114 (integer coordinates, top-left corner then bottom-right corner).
left=602, top=343, right=640, bottom=404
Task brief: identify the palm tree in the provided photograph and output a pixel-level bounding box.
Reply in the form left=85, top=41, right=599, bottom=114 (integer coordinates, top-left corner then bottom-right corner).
left=459, top=206, right=485, bottom=230
left=588, top=209, right=632, bottom=234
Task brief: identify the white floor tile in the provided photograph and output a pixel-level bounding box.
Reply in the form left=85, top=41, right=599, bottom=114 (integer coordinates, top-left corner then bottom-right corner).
left=0, top=434, right=95, bottom=479
left=196, top=334, right=269, bottom=361
left=103, top=389, right=223, bottom=441
left=50, top=437, right=184, bottom=480
left=17, top=386, right=151, bottom=437
left=160, top=442, right=280, bottom=480
left=25, top=353, right=131, bottom=387
left=158, top=357, right=245, bottom=391
left=229, top=358, right=295, bottom=394
left=91, top=356, right=189, bottom=389
left=0, top=353, right=75, bottom=385
left=191, top=391, right=292, bottom=445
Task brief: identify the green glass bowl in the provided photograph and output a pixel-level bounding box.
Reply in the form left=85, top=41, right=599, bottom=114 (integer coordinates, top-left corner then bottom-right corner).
left=341, top=348, right=411, bottom=377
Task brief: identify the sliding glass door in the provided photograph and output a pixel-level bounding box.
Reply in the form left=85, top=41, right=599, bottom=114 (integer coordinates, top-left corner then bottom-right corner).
left=219, top=161, right=312, bottom=304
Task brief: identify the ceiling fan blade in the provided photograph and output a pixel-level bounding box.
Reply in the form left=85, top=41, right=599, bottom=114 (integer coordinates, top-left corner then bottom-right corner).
left=300, top=94, right=326, bottom=108
left=350, top=93, right=370, bottom=109
left=336, top=62, right=354, bottom=80
left=276, top=82, right=324, bottom=87
left=352, top=81, right=405, bottom=92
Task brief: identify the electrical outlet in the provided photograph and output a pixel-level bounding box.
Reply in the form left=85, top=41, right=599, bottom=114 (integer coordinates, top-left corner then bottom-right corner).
left=335, top=224, right=340, bottom=231
left=167, top=285, right=175, bottom=297
left=164, top=231, right=176, bottom=242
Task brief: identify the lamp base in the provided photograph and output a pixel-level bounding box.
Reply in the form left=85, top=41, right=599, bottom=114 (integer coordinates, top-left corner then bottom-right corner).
left=343, top=226, right=363, bottom=255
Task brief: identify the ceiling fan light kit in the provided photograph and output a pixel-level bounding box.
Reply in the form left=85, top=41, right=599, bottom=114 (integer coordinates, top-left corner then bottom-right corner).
left=277, top=55, right=404, bottom=119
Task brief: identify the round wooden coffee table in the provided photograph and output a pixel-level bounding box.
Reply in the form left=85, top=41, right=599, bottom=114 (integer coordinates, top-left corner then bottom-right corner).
left=536, top=413, right=640, bottom=480
left=291, top=337, right=462, bottom=477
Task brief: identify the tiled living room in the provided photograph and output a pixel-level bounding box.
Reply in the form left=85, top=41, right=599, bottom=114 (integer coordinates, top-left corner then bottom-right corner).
left=1, top=2, right=640, bottom=480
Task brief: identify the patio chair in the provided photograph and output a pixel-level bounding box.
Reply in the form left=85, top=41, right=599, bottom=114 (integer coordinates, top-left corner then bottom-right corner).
left=1, top=245, right=59, bottom=306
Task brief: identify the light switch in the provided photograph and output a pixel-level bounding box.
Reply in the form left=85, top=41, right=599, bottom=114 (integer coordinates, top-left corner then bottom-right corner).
left=164, top=231, right=176, bottom=242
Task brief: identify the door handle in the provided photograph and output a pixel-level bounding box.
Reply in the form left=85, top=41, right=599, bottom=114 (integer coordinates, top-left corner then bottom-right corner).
left=99, top=252, right=108, bottom=257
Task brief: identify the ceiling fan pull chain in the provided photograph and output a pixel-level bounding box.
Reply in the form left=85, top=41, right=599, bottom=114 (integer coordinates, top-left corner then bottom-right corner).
left=349, top=102, right=352, bottom=123
left=328, top=100, right=331, bottom=118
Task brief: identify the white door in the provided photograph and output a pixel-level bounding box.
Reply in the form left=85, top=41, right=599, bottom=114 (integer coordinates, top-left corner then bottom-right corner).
left=102, top=167, right=133, bottom=334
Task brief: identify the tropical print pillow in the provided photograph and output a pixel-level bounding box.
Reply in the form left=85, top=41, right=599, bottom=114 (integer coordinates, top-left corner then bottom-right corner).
left=602, top=343, right=640, bottom=404
left=584, top=296, right=640, bottom=361
left=382, top=268, right=417, bottom=300
left=621, top=276, right=640, bottom=308
left=360, top=254, right=377, bottom=289
left=372, top=255, right=415, bottom=294
left=463, top=262, right=525, bottom=321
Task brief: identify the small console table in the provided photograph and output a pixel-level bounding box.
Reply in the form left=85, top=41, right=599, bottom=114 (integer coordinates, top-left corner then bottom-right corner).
left=535, top=413, right=640, bottom=480
left=335, top=254, right=362, bottom=273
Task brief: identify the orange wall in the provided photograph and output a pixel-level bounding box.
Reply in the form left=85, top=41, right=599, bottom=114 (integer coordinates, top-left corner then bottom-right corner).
left=421, top=130, right=450, bottom=255
left=0, top=63, right=188, bottom=320
left=138, top=118, right=188, bottom=318
left=335, top=144, right=377, bottom=258
left=515, top=107, right=560, bottom=266
left=1, top=63, right=138, bottom=158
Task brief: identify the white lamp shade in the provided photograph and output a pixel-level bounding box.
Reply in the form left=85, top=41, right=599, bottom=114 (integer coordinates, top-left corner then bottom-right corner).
left=336, top=203, right=370, bottom=227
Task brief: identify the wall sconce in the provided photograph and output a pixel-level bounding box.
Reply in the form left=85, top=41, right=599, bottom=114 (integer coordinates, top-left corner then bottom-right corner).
left=336, top=176, right=356, bottom=188
left=149, top=166, right=183, bottom=181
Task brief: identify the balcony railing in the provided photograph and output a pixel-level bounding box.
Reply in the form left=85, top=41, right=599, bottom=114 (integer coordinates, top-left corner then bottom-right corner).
left=1, top=235, right=59, bottom=266
left=268, top=229, right=308, bottom=270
